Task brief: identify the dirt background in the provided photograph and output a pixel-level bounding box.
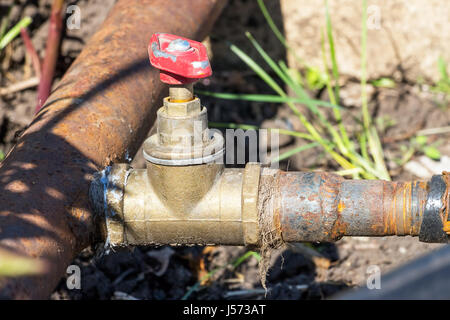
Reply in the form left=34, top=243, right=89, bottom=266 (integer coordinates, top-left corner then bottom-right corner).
left=281, top=0, right=450, bottom=84
left=0, top=0, right=449, bottom=300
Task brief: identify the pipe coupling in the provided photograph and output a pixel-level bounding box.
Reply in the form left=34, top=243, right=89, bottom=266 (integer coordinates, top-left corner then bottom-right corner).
left=91, top=163, right=261, bottom=247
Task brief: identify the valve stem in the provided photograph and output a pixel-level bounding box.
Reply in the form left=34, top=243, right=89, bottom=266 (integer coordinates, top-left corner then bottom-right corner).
left=169, top=83, right=194, bottom=102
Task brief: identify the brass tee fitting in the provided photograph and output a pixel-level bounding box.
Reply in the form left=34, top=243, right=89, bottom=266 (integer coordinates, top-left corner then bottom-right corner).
left=90, top=82, right=262, bottom=248
left=96, top=162, right=261, bottom=247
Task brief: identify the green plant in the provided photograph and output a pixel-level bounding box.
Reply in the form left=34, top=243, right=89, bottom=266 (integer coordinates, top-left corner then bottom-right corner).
left=435, top=57, right=450, bottom=92
left=413, top=135, right=441, bottom=160
left=431, top=57, right=450, bottom=107
left=202, top=0, right=391, bottom=180
left=375, top=115, right=396, bottom=134
left=372, top=77, right=396, bottom=88
left=0, top=16, right=32, bottom=50
left=395, top=135, right=441, bottom=166
left=182, top=250, right=261, bottom=300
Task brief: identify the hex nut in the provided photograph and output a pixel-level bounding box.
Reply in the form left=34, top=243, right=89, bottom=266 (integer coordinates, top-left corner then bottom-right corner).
left=163, top=97, right=201, bottom=116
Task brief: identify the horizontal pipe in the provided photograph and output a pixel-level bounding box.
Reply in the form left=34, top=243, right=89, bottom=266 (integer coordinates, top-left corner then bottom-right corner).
left=92, top=167, right=449, bottom=247
left=0, top=0, right=226, bottom=299
left=278, top=172, right=432, bottom=242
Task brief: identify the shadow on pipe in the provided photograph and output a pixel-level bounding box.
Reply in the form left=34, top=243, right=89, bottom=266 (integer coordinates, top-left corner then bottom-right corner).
left=0, top=0, right=226, bottom=299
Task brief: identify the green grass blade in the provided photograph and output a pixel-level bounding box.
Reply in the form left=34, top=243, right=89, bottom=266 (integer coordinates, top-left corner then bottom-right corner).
left=278, top=60, right=303, bottom=86
left=334, top=167, right=364, bottom=177
left=245, top=31, right=295, bottom=91
left=268, top=128, right=315, bottom=141
left=0, top=7, right=12, bottom=40
left=323, top=4, right=352, bottom=152
left=230, top=39, right=356, bottom=173
left=358, top=131, right=370, bottom=161
left=275, top=59, right=322, bottom=114
left=367, top=126, right=391, bottom=180
left=361, top=0, right=370, bottom=131
left=320, top=28, right=352, bottom=153
left=321, top=29, right=336, bottom=105
left=244, top=32, right=327, bottom=121
left=197, top=90, right=343, bottom=110
left=256, top=0, right=305, bottom=75
left=271, top=142, right=320, bottom=163
left=325, top=0, right=340, bottom=103
left=0, top=16, right=32, bottom=50
left=372, top=77, right=396, bottom=88
left=208, top=122, right=259, bottom=130
left=208, top=122, right=316, bottom=142
left=256, top=0, right=287, bottom=47
left=232, top=251, right=261, bottom=268
left=181, top=267, right=220, bottom=300
left=230, top=43, right=285, bottom=97
left=360, top=0, right=390, bottom=180
left=270, top=44, right=349, bottom=156
left=231, top=42, right=309, bottom=119
left=438, top=57, right=449, bottom=82
left=181, top=250, right=260, bottom=300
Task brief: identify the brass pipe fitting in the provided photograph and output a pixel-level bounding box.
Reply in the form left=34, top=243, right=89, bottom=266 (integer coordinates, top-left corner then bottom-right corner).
left=88, top=33, right=263, bottom=249
left=96, top=162, right=261, bottom=247
left=90, top=80, right=261, bottom=247
left=90, top=166, right=449, bottom=247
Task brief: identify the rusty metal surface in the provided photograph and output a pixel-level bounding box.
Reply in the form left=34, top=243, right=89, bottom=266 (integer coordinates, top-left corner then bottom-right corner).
left=0, top=0, right=226, bottom=299
left=340, top=180, right=427, bottom=237
left=278, top=171, right=344, bottom=242
left=279, top=171, right=431, bottom=242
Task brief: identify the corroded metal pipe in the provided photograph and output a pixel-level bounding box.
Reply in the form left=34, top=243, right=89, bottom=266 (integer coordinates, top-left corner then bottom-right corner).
left=93, top=164, right=449, bottom=247
left=278, top=172, right=448, bottom=243
left=0, top=0, right=226, bottom=299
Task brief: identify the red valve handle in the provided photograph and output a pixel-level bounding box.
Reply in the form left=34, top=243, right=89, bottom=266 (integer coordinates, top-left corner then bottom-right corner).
left=148, top=33, right=212, bottom=85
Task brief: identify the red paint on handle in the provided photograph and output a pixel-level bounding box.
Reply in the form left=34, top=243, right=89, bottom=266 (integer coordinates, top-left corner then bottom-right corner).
left=148, top=33, right=212, bottom=85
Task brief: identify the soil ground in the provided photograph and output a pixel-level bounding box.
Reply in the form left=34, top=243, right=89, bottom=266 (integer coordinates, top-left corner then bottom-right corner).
left=1, top=0, right=448, bottom=300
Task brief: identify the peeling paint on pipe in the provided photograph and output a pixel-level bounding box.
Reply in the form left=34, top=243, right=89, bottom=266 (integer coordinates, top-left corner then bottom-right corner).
left=0, top=0, right=226, bottom=299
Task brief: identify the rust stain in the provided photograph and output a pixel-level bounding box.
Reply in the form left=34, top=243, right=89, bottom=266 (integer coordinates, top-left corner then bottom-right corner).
left=381, top=180, right=427, bottom=237
left=279, top=172, right=432, bottom=242
left=329, top=217, right=348, bottom=241
left=337, top=201, right=345, bottom=213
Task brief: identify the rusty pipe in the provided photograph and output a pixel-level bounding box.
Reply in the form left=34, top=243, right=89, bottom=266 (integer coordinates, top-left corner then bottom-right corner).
left=277, top=171, right=448, bottom=243
left=0, top=0, right=226, bottom=299
left=92, top=164, right=449, bottom=247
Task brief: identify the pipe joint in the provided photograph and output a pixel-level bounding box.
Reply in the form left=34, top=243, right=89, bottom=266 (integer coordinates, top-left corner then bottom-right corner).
left=92, top=162, right=262, bottom=247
